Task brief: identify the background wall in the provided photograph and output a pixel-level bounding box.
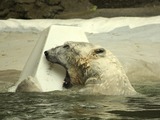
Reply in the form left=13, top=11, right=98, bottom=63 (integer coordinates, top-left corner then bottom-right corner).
left=0, top=0, right=160, bottom=19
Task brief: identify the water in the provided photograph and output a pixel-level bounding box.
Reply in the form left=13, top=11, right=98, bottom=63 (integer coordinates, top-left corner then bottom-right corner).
left=0, top=82, right=160, bottom=120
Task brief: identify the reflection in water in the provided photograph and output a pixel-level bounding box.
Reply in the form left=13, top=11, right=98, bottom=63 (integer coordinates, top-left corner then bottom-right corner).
left=0, top=84, right=160, bottom=120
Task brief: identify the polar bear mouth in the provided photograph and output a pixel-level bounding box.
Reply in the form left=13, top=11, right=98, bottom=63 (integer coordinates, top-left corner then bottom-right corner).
left=63, top=71, right=72, bottom=89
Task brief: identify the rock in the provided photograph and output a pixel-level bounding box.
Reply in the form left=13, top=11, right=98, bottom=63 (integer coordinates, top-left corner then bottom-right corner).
left=61, top=0, right=93, bottom=12
left=0, top=0, right=15, bottom=10
left=35, top=0, right=45, bottom=7
left=6, top=12, right=22, bottom=19
left=0, top=9, right=9, bottom=18
left=15, top=0, right=36, bottom=3
left=46, top=0, right=61, bottom=5
left=0, top=0, right=159, bottom=19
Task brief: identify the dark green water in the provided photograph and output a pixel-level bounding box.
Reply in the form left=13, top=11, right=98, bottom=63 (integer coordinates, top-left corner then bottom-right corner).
left=0, top=83, right=160, bottom=120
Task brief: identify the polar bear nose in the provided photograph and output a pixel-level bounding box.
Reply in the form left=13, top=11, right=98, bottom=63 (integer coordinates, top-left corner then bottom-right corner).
left=44, top=51, right=48, bottom=57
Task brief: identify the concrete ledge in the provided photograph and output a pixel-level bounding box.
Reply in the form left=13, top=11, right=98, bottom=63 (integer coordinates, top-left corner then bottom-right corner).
left=9, top=25, right=89, bottom=92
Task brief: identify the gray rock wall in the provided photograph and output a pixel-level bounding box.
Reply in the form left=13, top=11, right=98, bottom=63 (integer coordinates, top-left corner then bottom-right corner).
left=0, top=0, right=93, bottom=19
left=0, top=0, right=159, bottom=19
left=90, top=0, right=160, bottom=8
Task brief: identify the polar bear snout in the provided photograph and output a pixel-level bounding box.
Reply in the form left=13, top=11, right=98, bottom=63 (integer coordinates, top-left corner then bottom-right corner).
left=44, top=51, right=50, bottom=61
left=44, top=51, right=49, bottom=57
left=44, top=49, right=62, bottom=65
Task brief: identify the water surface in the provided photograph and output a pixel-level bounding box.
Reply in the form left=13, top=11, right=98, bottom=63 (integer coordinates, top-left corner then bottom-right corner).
left=1, top=83, right=160, bottom=120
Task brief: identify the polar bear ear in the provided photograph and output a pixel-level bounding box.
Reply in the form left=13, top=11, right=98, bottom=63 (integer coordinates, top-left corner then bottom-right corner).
left=94, top=48, right=106, bottom=57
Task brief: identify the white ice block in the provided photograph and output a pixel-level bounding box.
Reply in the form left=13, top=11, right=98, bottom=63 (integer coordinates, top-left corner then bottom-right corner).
left=9, top=25, right=89, bottom=92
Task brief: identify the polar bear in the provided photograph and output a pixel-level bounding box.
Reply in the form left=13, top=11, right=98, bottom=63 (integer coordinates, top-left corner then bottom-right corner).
left=44, top=41, right=137, bottom=95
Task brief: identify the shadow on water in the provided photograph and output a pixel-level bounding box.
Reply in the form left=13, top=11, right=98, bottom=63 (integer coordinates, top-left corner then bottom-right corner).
left=0, top=83, right=160, bottom=120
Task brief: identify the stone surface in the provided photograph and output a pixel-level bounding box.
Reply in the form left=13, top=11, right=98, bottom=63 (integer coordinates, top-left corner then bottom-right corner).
left=46, top=0, right=60, bottom=5
left=0, top=0, right=93, bottom=19
left=90, top=0, right=160, bottom=8
left=15, top=0, right=36, bottom=3
left=0, top=0, right=159, bottom=19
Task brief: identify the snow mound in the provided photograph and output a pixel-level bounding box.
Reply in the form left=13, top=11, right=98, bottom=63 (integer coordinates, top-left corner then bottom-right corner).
left=0, top=16, right=160, bottom=33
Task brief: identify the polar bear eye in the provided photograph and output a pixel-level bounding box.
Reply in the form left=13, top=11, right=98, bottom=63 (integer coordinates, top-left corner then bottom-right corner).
left=94, top=48, right=105, bottom=54
left=93, top=48, right=106, bottom=57
left=63, top=44, right=70, bottom=49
